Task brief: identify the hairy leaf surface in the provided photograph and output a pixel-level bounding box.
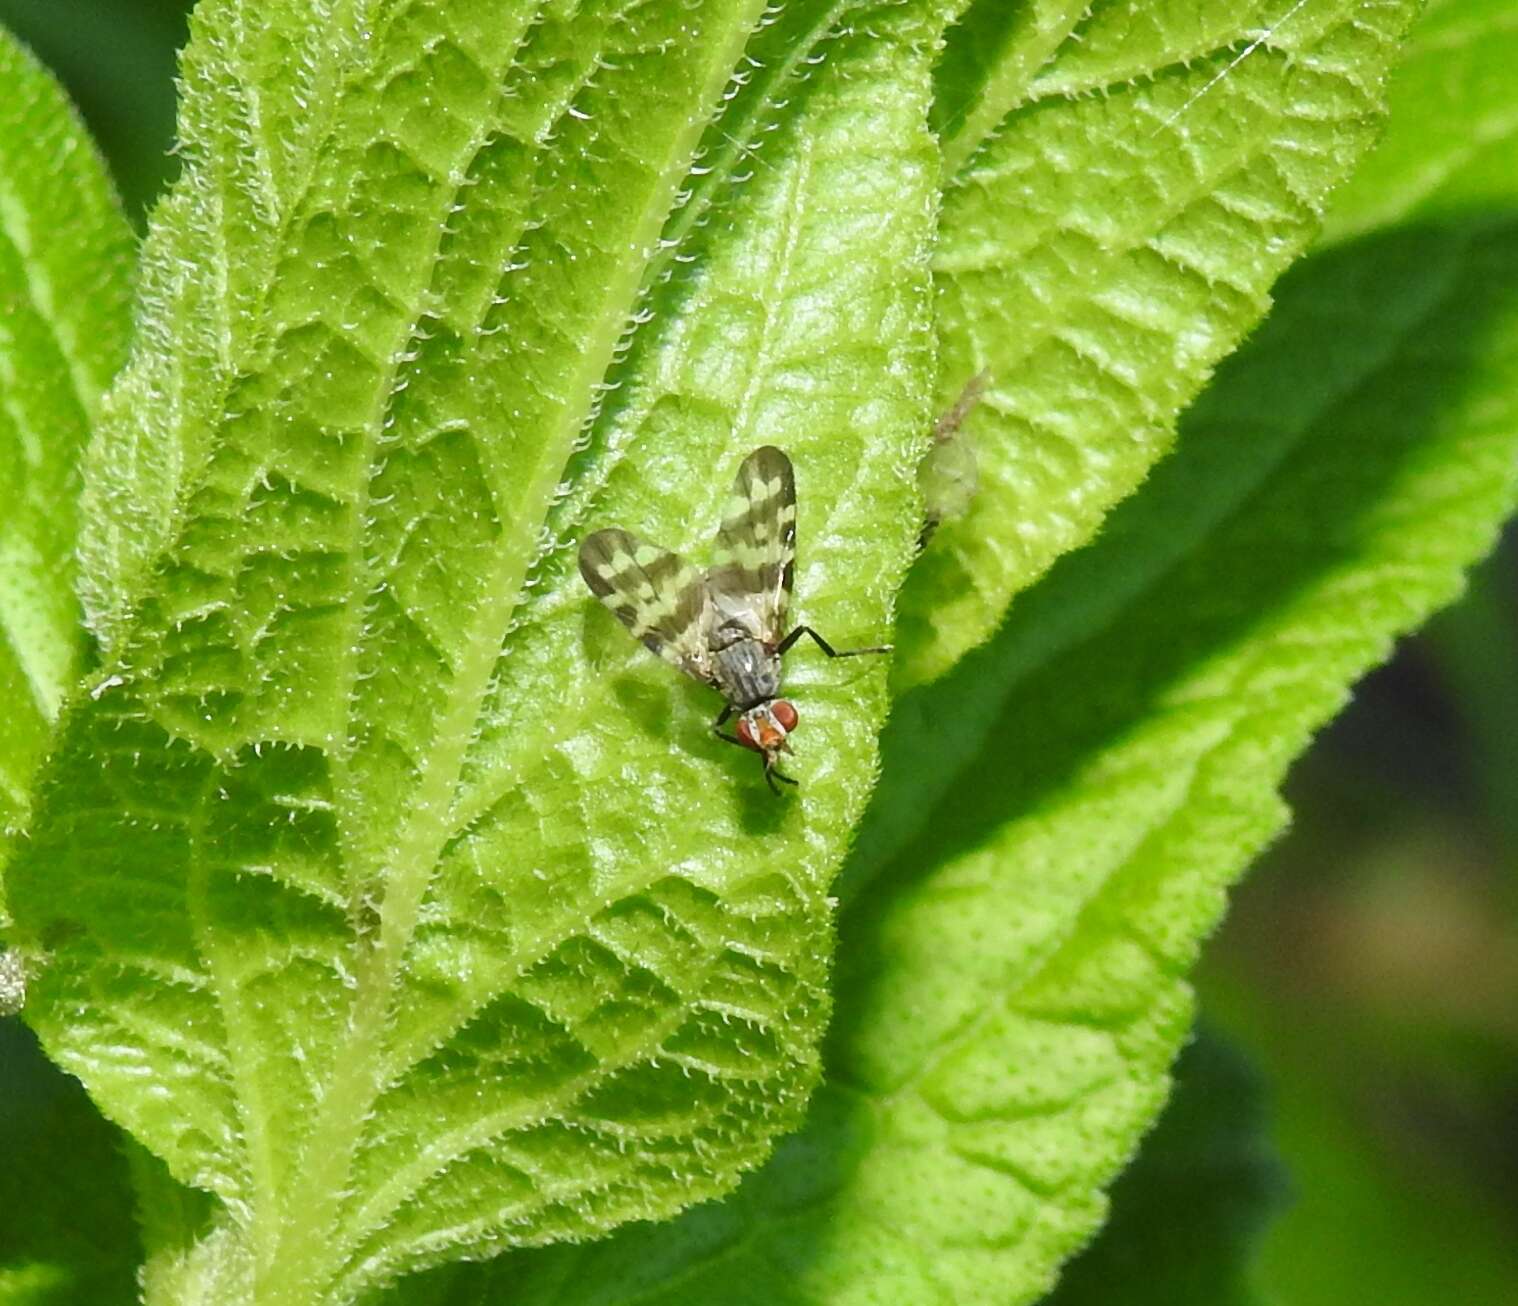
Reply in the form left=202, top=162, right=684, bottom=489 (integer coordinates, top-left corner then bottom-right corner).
left=896, top=0, right=1423, bottom=685
left=405, top=3, right=1518, bottom=1297
left=11, top=1, right=1518, bottom=1304
left=463, top=211, right=1518, bottom=1306
left=7, top=2, right=942, bottom=1302
left=0, top=26, right=132, bottom=887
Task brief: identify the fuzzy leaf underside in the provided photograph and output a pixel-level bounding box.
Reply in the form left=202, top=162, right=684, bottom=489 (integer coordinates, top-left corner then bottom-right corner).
left=7, top=1, right=943, bottom=1301
left=0, top=27, right=132, bottom=885
left=399, top=3, right=1518, bottom=1299
left=895, top=0, right=1423, bottom=686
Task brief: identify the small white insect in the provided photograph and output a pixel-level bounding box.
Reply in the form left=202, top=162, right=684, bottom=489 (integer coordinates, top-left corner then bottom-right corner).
left=917, top=371, right=988, bottom=547
left=579, top=446, right=890, bottom=793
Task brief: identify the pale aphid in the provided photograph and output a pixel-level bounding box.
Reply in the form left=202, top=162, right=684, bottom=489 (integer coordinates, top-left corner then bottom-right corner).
left=918, top=371, right=989, bottom=546
left=579, top=446, right=890, bottom=793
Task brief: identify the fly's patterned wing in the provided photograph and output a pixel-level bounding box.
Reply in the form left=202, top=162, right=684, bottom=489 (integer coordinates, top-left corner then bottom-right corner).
left=578, top=528, right=716, bottom=685
left=706, top=445, right=796, bottom=643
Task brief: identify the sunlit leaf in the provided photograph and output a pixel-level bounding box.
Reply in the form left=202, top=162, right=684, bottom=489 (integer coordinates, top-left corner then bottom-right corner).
left=896, top=0, right=1422, bottom=685
left=463, top=199, right=1518, bottom=1306
left=421, top=2, right=1518, bottom=1293
left=0, top=25, right=132, bottom=892
left=6, top=1, right=944, bottom=1300
left=9, top=2, right=1516, bottom=1304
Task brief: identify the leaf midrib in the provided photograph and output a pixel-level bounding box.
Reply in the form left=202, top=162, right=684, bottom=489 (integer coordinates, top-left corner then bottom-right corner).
left=245, top=7, right=777, bottom=1297
left=526, top=0, right=869, bottom=592
left=211, top=8, right=551, bottom=1280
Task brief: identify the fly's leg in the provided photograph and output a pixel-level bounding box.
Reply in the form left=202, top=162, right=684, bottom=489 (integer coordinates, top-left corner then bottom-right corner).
left=713, top=704, right=746, bottom=750
left=765, top=761, right=800, bottom=796
left=777, top=626, right=892, bottom=659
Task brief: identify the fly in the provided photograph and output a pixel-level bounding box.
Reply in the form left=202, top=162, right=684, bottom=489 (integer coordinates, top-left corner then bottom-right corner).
left=579, top=446, right=890, bottom=793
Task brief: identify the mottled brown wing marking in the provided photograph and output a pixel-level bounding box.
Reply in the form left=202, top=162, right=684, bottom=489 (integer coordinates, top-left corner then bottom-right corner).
left=578, top=528, right=715, bottom=684
left=707, top=445, right=796, bottom=643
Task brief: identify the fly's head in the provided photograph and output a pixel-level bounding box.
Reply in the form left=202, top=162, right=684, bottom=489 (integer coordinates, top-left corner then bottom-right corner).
left=735, top=699, right=799, bottom=788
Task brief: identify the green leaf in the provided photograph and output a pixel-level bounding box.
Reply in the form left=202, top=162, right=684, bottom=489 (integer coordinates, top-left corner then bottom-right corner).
left=1211, top=10, right=1518, bottom=1301
left=0, top=25, right=133, bottom=891
left=895, top=0, right=1423, bottom=686
left=1314, top=0, right=1518, bottom=241
left=7, top=2, right=944, bottom=1301
left=11, top=2, right=1514, bottom=1302
left=481, top=213, right=1518, bottom=1306
left=0, top=1018, right=141, bottom=1305
left=1043, top=1028, right=1285, bottom=1306
left=417, top=9, right=1518, bottom=1295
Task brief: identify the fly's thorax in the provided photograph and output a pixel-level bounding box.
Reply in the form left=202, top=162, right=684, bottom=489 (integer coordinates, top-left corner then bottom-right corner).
left=712, top=635, right=781, bottom=708
left=736, top=699, right=798, bottom=755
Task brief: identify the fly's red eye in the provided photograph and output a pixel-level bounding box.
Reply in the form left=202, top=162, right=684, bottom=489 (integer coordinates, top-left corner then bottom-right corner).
left=771, top=700, right=798, bottom=732
left=735, top=716, right=759, bottom=750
